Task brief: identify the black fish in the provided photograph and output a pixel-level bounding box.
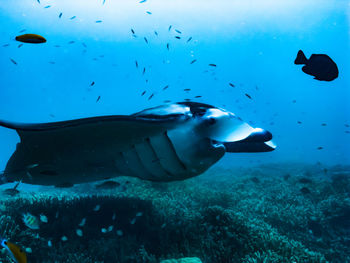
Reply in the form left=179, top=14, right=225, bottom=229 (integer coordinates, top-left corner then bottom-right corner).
left=168, top=25, right=172, bottom=31
left=345, top=124, right=350, bottom=127
left=187, top=37, right=192, bottom=43
left=321, top=123, right=327, bottom=126
left=163, top=85, right=169, bottom=90
left=141, top=91, right=146, bottom=96
left=70, top=16, right=76, bottom=20
left=102, top=0, right=106, bottom=4
left=184, top=88, right=191, bottom=91
left=96, top=96, right=101, bottom=102
left=2, top=44, right=9, bottom=47
left=163, top=100, right=171, bottom=103
left=245, top=93, right=252, bottom=99
left=229, top=83, right=235, bottom=87
left=144, top=37, right=148, bottom=44
left=96, top=20, right=102, bottom=23
left=190, top=59, right=197, bottom=64
left=297, top=121, right=302, bottom=124
left=148, top=93, right=154, bottom=100
left=82, top=42, right=87, bottom=48
left=10, top=58, right=17, bottom=65
left=194, top=95, right=202, bottom=98
left=317, top=146, right=323, bottom=150
left=294, top=50, right=338, bottom=81
left=154, top=31, right=158, bottom=36
left=146, top=11, right=152, bottom=15
left=142, top=67, right=146, bottom=75
left=44, top=5, right=51, bottom=8
left=68, top=40, right=75, bottom=44
left=59, top=12, right=62, bottom=18
left=175, top=29, right=182, bottom=34
left=19, top=29, right=26, bottom=33
left=18, top=44, right=23, bottom=48
left=48, top=61, right=55, bottom=64
left=131, top=28, right=135, bottom=34
left=209, top=64, right=216, bottom=67
left=54, top=45, right=60, bottom=48
left=90, top=81, right=95, bottom=86
left=37, top=0, right=40, bottom=3
left=166, top=43, right=169, bottom=50
left=135, top=60, right=138, bottom=68
left=175, top=36, right=181, bottom=39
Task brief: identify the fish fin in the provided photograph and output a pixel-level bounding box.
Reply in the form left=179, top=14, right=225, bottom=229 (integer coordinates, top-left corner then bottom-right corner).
left=294, top=50, right=307, bottom=65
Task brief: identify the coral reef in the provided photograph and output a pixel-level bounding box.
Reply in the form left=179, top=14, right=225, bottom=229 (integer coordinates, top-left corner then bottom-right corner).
left=0, top=163, right=348, bottom=262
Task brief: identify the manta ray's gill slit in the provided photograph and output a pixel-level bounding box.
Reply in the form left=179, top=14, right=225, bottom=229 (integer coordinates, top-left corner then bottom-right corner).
left=132, top=143, right=161, bottom=181
left=144, top=137, right=174, bottom=179
left=115, top=152, right=138, bottom=177
left=163, top=131, right=187, bottom=171
left=126, top=145, right=155, bottom=180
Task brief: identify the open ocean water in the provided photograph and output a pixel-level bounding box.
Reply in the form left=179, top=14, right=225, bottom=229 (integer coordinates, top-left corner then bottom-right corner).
left=0, top=0, right=349, bottom=262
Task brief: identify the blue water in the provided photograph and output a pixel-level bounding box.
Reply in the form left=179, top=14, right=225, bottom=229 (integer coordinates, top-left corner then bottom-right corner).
left=0, top=0, right=349, bottom=169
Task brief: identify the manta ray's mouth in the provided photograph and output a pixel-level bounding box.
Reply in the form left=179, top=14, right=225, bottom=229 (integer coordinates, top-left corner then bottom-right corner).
left=213, top=128, right=276, bottom=153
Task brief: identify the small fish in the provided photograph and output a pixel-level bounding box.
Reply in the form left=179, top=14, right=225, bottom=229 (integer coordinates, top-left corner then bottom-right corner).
left=59, top=12, right=62, bottom=18
left=162, top=85, right=169, bottom=90
left=345, top=124, right=350, bottom=127
left=70, top=16, right=76, bottom=20
left=148, top=93, right=154, bottom=100
left=37, top=0, right=40, bottom=3
left=95, top=20, right=102, bottom=23
left=146, top=11, right=152, bottom=14
left=294, top=50, right=338, bottom=81
left=297, top=121, right=302, bottom=124
left=135, top=60, right=138, bottom=68
left=1, top=239, right=27, bottom=263
left=39, top=214, right=48, bottom=223
left=101, top=228, right=107, bottom=233
left=317, top=146, right=323, bottom=150
left=107, top=225, right=114, bottom=232
left=48, top=240, right=52, bottom=247
left=321, top=123, right=327, bottom=126
left=76, top=229, right=83, bottom=237
left=168, top=25, right=172, bottom=31
left=102, top=0, right=106, bottom=4
left=142, top=67, right=146, bottom=75
left=3, top=44, right=10, bottom=47
left=90, top=81, right=95, bottom=86
left=175, top=36, right=181, bottom=39
left=96, top=96, right=101, bottom=102
left=93, top=204, right=100, bottom=211
left=184, top=88, right=191, bottom=91
left=131, top=28, right=135, bottom=34
left=78, top=218, right=86, bottom=227
left=136, top=212, right=143, bottom=217
left=116, top=230, right=123, bottom=236
left=154, top=31, right=158, bottom=36
left=229, top=83, right=235, bottom=87
left=187, top=37, right=192, bottom=42
left=54, top=45, right=60, bottom=48
left=163, top=100, right=171, bottom=103
left=130, top=218, right=136, bottom=224
left=48, top=61, right=55, bottom=65
left=209, top=64, right=216, bottom=67
left=10, top=58, right=17, bottom=65
left=68, top=41, right=75, bottom=44
left=112, top=213, right=116, bottom=220
left=166, top=43, right=169, bottom=50
left=141, top=91, right=146, bottom=96
left=61, top=236, right=68, bottom=242
left=15, top=34, right=46, bottom=44
left=190, top=59, right=197, bottom=64
left=22, top=213, right=40, bottom=230
left=144, top=37, right=148, bottom=44
left=245, top=93, right=252, bottom=99
left=19, top=29, right=26, bottom=33
left=44, top=5, right=51, bottom=8
left=139, top=0, right=147, bottom=3
left=82, top=42, right=87, bottom=48
left=175, top=29, right=182, bottom=34
left=194, top=95, right=202, bottom=98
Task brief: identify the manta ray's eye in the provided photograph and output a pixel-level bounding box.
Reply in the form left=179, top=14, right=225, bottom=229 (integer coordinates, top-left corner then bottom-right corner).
left=205, top=118, right=216, bottom=125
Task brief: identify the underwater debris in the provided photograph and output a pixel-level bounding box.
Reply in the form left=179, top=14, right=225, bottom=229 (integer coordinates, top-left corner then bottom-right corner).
left=1, top=239, right=27, bottom=263
left=294, top=50, right=338, bottom=81
left=22, top=213, right=40, bottom=230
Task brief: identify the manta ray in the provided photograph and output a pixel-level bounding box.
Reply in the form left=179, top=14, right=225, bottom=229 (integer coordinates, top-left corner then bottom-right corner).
left=0, top=102, right=275, bottom=186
